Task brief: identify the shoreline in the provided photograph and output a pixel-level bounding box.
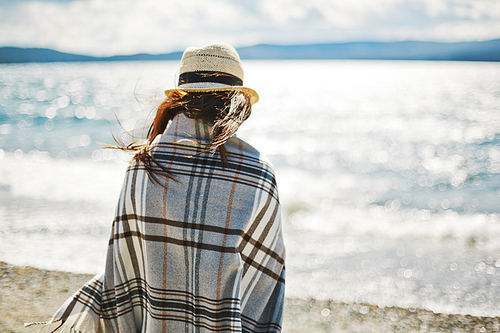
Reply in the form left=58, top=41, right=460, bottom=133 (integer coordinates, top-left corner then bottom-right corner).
left=1, top=261, right=498, bottom=333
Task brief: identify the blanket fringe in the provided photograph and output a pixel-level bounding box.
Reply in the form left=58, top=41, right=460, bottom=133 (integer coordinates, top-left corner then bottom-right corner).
left=24, top=319, right=67, bottom=333
left=24, top=321, right=49, bottom=328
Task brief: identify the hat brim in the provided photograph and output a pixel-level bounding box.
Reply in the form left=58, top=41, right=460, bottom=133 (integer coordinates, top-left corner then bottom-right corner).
left=164, top=84, right=259, bottom=104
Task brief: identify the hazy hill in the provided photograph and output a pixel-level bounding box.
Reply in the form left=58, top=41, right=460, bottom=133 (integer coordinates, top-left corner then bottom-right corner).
left=0, top=47, right=183, bottom=63
left=237, top=39, right=500, bottom=61
left=0, top=39, right=499, bottom=63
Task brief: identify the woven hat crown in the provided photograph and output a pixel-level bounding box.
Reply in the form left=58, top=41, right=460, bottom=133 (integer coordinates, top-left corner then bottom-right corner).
left=179, top=42, right=244, bottom=80
left=166, top=42, right=259, bottom=104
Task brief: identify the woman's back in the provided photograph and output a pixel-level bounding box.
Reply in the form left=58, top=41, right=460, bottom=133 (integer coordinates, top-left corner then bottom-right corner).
left=33, top=42, right=285, bottom=333
left=109, top=113, right=285, bottom=332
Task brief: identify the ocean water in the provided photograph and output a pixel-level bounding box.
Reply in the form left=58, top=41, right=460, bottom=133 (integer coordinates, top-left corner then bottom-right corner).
left=1, top=60, right=500, bottom=316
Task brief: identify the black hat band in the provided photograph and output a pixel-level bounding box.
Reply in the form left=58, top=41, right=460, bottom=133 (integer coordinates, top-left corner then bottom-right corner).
left=178, top=71, right=243, bottom=87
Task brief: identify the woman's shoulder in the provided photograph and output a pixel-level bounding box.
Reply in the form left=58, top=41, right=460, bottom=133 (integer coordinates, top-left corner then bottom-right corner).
left=227, top=136, right=275, bottom=170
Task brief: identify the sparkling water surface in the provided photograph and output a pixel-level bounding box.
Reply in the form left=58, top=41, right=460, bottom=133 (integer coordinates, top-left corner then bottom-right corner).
left=1, top=60, right=500, bottom=316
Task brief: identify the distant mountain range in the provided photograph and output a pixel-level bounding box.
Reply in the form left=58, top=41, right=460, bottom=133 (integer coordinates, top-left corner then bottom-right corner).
left=1, top=39, right=500, bottom=63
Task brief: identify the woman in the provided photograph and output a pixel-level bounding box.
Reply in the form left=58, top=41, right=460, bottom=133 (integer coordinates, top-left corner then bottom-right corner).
left=35, top=43, right=285, bottom=332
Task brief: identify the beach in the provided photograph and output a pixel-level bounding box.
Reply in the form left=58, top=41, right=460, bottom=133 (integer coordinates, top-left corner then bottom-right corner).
left=2, top=60, right=500, bottom=328
left=2, top=261, right=498, bottom=333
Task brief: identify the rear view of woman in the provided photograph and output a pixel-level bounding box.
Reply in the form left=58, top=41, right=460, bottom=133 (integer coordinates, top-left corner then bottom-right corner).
left=37, top=42, right=285, bottom=332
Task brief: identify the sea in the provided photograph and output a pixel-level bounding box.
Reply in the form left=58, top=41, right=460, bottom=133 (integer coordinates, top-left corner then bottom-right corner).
left=1, top=60, right=499, bottom=316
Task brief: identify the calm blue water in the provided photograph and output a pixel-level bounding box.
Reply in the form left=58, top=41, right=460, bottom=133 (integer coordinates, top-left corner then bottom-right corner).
left=1, top=60, right=500, bottom=315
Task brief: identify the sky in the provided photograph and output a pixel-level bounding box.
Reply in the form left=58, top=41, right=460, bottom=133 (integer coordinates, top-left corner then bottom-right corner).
left=0, top=0, right=499, bottom=56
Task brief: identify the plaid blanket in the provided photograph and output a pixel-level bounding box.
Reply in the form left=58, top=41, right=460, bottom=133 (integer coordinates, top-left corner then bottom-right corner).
left=38, top=113, right=285, bottom=333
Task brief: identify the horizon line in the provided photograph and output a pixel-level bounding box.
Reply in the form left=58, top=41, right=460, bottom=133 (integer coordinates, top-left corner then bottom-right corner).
left=2, top=38, right=500, bottom=58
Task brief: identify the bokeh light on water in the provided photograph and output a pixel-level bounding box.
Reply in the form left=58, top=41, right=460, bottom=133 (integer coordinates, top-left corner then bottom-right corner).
left=0, top=62, right=174, bottom=162
left=241, top=60, right=500, bottom=315
left=1, top=60, right=500, bottom=315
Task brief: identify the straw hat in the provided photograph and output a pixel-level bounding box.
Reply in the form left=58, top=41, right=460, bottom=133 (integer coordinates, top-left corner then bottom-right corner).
left=165, top=42, right=259, bottom=104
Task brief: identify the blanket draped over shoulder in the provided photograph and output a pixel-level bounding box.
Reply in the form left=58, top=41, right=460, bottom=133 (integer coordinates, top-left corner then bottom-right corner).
left=37, top=114, right=286, bottom=333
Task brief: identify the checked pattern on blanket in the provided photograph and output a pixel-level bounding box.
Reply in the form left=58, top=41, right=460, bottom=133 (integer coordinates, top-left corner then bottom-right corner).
left=38, top=114, right=285, bottom=333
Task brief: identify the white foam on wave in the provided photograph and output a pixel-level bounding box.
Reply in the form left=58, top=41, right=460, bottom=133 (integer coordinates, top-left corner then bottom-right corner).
left=0, top=153, right=129, bottom=273
left=0, top=152, right=128, bottom=205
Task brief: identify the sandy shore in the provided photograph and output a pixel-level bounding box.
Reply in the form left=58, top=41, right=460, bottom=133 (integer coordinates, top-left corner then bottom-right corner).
left=1, top=261, right=499, bottom=333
